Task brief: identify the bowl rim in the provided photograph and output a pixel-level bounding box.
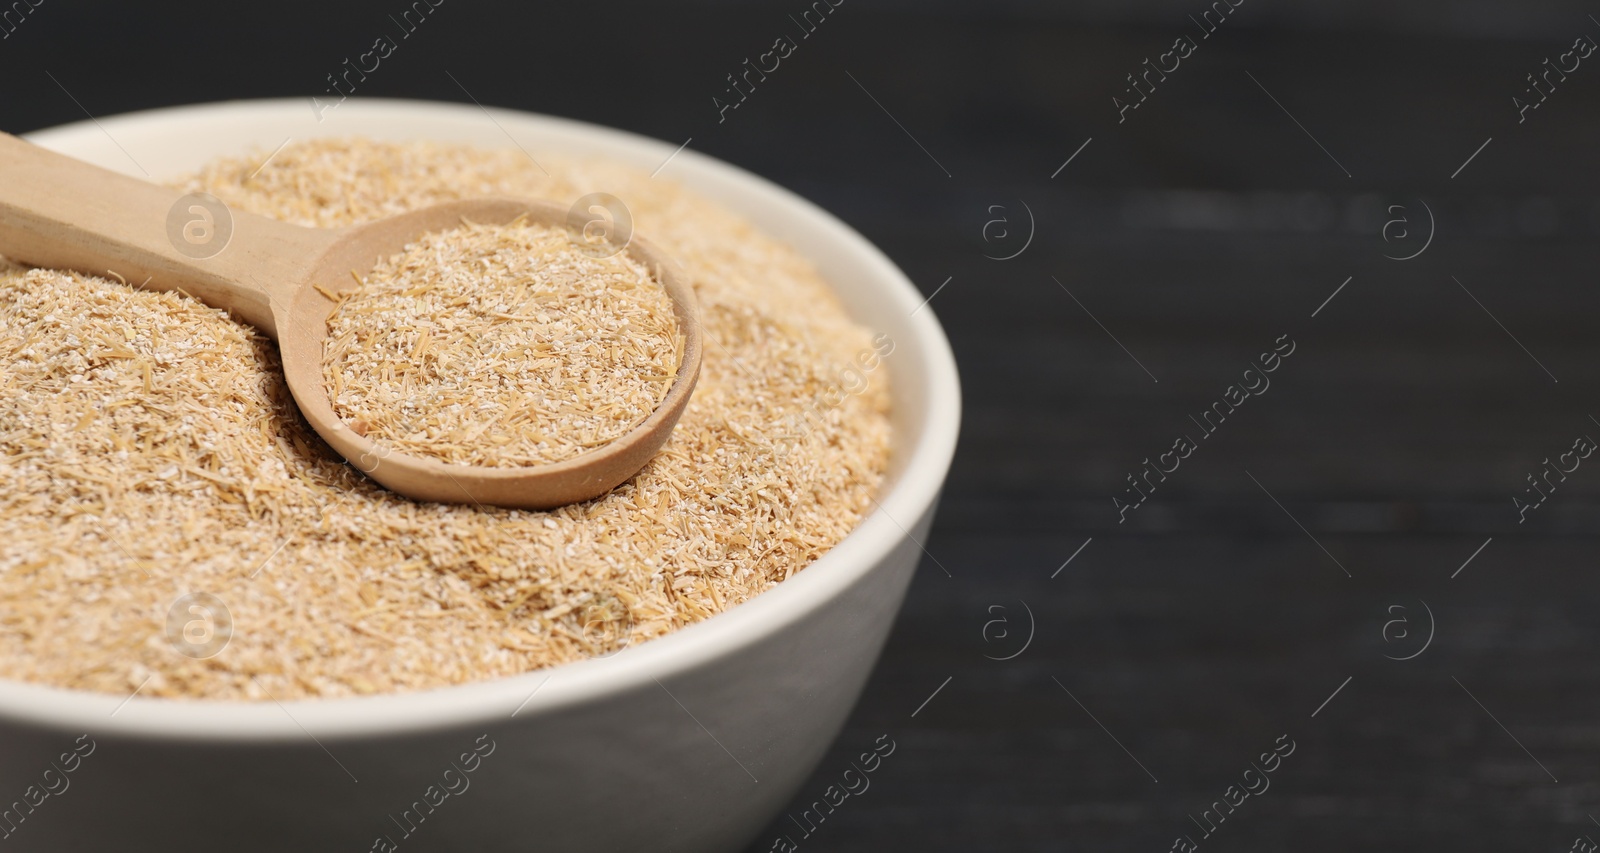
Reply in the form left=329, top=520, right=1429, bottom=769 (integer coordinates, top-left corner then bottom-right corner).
left=0, top=98, right=961, bottom=741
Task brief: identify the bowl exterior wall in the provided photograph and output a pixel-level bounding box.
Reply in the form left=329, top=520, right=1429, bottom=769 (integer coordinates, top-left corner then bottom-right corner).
left=0, top=509, right=933, bottom=853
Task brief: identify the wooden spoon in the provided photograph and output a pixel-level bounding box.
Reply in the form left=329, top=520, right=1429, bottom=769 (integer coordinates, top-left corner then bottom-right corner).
left=0, top=132, right=702, bottom=510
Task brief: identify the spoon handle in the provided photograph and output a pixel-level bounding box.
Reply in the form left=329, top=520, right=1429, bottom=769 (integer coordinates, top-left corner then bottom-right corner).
left=0, top=131, right=332, bottom=339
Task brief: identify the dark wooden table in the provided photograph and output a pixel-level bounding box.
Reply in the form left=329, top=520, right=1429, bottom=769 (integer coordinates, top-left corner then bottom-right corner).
left=6, top=2, right=1599, bottom=850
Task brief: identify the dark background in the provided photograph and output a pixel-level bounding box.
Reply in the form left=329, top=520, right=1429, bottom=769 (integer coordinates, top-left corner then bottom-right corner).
left=7, top=1, right=1600, bottom=849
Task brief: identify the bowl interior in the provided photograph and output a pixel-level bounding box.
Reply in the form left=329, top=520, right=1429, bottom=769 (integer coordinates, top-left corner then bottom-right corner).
left=2, top=98, right=961, bottom=738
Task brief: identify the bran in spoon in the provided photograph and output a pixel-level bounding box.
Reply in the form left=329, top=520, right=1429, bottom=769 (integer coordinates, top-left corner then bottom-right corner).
left=322, top=219, right=682, bottom=467
left=0, top=138, right=891, bottom=701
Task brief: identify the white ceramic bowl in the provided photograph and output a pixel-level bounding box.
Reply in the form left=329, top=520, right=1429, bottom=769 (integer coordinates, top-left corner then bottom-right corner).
left=0, top=99, right=959, bottom=852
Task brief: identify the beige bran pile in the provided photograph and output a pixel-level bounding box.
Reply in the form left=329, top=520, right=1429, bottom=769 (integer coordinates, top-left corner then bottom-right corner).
left=323, top=220, right=682, bottom=467
left=0, top=138, right=890, bottom=701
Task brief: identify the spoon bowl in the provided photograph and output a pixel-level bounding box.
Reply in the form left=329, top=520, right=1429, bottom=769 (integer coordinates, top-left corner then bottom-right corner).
left=0, top=132, right=702, bottom=509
